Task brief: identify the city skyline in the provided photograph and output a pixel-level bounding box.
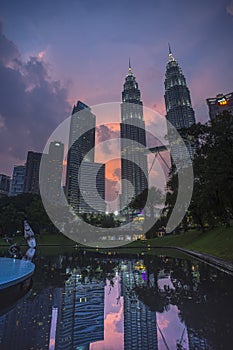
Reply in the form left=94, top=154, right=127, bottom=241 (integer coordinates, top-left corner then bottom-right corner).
left=0, top=0, right=233, bottom=177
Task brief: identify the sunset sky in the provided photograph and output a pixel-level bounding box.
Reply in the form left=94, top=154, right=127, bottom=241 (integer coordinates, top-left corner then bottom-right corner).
left=0, top=0, right=233, bottom=189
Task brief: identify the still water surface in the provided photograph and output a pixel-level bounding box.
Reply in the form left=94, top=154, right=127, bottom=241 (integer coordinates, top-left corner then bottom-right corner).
left=0, top=247, right=232, bottom=350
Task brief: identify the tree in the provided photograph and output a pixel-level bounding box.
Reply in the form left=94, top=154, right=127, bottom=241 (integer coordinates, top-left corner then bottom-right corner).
left=0, top=193, right=54, bottom=236
left=166, top=111, right=233, bottom=230
left=128, top=187, right=165, bottom=238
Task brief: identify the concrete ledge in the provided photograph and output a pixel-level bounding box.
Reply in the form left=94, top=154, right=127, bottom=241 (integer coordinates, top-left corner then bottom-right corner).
left=171, top=247, right=233, bottom=276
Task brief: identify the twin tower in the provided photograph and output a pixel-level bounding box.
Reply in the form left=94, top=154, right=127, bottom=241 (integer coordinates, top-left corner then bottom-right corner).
left=65, top=49, right=195, bottom=214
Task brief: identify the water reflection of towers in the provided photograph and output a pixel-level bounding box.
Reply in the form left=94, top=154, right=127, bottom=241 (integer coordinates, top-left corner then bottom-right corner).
left=120, top=260, right=158, bottom=350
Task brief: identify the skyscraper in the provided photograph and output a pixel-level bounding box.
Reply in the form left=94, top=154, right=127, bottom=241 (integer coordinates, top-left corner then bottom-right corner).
left=78, top=162, right=105, bottom=214
left=164, top=46, right=196, bottom=163
left=46, top=141, right=64, bottom=203
left=9, top=165, right=26, bottom=196
left=23, top=151, right=42, bottom=195
left=0, top=174, right=10, bottom=198
left=206, top=92, right=233, bottom=120
left=120, top=61, right=148, bottom=210
left=65, top=101, right=96, bottom=212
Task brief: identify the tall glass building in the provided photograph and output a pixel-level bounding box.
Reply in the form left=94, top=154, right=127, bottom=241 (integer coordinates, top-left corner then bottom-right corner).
left=120, top=62, right=148, bottom=210
left=78, top=161, right=105, bottom=214
left=65, top=101, right=96, bottom=213
left=164, top=46, right=196, bottom=164
left=23, top=151, right=42, bottom=195
left=9, top=165, right=25, bottom=196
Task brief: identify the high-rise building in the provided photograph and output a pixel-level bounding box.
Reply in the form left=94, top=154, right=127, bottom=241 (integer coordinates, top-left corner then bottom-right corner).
left=0, top=174, right=10, bottom=197
left=45, top=141, right=64, bottom=203
left=78, top=162, right=105, bottom=214
left=65, top=101, right=96, bottom=212
left=23, top=151, right=42, bottom=195
left=206, top=92, right=233, bottom=120
left=9, top=165, right=25, bottom=196
left=164, top=46, right=196, bottom=164
left=120, top=61, right=148, bottom=210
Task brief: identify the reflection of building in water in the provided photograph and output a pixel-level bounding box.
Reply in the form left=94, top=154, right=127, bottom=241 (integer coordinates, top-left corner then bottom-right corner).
left=0, top=314, right=7, bottom=346
left=187, top=328, right=208, bottom=350
left=55, top=270, right=105, bottom=350
left=0, top=289, right=53, bottom=349
left=120, top=261, right=158, bottom=350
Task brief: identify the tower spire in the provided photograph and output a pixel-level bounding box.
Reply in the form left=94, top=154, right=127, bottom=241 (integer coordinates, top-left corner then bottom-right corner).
left=128, top=58, right=132, bottom=75
left=168, top=43, right=174, bottom=61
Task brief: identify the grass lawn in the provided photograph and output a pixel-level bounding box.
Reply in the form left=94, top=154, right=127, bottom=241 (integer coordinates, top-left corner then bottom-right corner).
left=129, top=226, right=233, bottom=262
left=1, top=226, right=232, bottom=262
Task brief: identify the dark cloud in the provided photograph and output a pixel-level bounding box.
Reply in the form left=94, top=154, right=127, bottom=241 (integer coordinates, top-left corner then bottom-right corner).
left=0, top=23, right=70, bottom=174
left=96, top=124, right=119, bottom=142
left=96, top=124, right=119, bottom=155
left=0, top=23, right=21, bottom=67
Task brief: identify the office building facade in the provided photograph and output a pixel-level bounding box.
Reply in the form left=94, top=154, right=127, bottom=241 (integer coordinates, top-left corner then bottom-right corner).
left=23, top=151, right=42, bottom=195
left=206, top=92, right=233, bottom=120
left=45, top=141, right=64, bottom=203
left=9, top=165, right=25, bottom=196
left=78, top=161, right=105, bottom=214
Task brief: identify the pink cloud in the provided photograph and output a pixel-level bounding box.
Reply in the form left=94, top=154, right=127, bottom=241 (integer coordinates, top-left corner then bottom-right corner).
left=90, top=279, right=124, bottom=350
left=157, top=305, right=189, bottom=349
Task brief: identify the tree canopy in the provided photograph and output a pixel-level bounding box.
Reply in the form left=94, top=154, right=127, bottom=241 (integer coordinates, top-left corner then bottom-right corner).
left=166, top=111, right=233, bottom=231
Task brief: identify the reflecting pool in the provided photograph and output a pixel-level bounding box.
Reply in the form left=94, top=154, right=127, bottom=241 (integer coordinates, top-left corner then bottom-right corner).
left=0, top=248, right=232, bottom=349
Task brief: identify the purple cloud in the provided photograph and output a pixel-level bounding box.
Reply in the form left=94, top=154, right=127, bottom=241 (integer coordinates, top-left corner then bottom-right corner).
left=0, top=22, right=70, bottom=174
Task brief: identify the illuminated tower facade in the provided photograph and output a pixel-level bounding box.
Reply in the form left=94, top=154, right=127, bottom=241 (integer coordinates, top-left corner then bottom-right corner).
left=120, top=62, right=148, bottom=210
left=164, top=46, right=196, bottom=164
